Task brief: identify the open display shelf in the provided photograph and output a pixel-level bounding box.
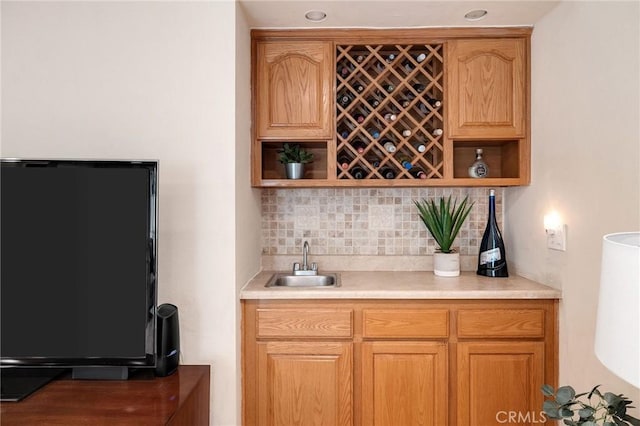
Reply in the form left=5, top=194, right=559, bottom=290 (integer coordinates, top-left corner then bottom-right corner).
left=336, top=44, right=444, bottom=182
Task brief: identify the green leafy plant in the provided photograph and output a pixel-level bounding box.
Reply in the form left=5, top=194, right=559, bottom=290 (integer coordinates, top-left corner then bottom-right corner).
left=277, top=143, right=314, bottom=164
left=413, top=195, right=473, bottom=253
left=541, top=384, right=640, bottom=426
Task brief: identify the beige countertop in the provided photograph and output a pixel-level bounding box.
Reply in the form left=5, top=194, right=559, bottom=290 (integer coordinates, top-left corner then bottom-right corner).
left=239, top=270, right=562, bottom=300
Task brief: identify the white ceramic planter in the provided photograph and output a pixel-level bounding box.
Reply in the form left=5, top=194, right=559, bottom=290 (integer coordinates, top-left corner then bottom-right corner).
left=285, top=163, right=304, bottom=179
left=433, top=251, right=460, bottom=277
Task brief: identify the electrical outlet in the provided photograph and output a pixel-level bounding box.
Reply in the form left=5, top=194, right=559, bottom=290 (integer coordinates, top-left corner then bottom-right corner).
left=547, top=225, right=567, bottom=251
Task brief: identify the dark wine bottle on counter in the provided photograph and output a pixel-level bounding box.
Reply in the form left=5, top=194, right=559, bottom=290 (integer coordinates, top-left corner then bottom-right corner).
left=477, top=189, right=509, bottom=277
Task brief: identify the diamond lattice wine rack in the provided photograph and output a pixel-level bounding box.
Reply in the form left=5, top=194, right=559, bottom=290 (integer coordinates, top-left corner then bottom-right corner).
left=336, top=44, right=444, bottom=181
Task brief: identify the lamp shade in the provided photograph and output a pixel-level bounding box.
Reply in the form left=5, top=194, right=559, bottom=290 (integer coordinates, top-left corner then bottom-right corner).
left=594, top=232, right=640, bottom=388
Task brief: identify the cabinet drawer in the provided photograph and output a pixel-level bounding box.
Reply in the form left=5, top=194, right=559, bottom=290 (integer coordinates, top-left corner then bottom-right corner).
left=256, top=308, right=353, bottom=338
left=363, top=309, right=449, bottom=338
left=457, top=309, right=545, bottom=338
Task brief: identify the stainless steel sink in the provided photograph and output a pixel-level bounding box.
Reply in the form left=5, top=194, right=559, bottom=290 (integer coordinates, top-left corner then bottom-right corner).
left=265, top=273, right=340, bottom=288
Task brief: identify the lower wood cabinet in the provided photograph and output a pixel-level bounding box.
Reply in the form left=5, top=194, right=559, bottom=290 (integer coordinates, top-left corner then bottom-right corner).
left=456, top=341, right=545, bottom=426
left=362, top=341, right=447, bottom=426
left=257, top=341, right=352, bottom=426
left=242, top=299, right=558, bottom=426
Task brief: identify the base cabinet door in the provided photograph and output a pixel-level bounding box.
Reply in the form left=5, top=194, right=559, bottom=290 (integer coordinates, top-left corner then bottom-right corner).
left=362, top=342, right=448, bottom=426
left=257, top=341, right=353, bottom=426
left=456, top=341, right=545, bottom=426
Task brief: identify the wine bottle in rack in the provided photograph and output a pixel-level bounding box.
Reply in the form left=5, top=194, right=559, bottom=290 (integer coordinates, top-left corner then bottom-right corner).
left=338, top=92, right=353, bottom=108
left=477, top=189, right=509, bottom=277
left=350, top=166, right=366, bottom=179
left=398, top=156, right=412, bottom=170
left=425, top=96, right=442, bottom=108
left=409, top=167, right=427, bottom=179
left=385, top=53, right=396, bottom=63
left=353, top=83, right=365, bottom=93
left=380, top=167, right=396, bottom=179
left=355, top=114, right=366, bottom=124
left=412, top=83, right=426, bottom=93
left=355, top=54, right=365, bottom=63
left=338, top=62, right=354, bottom=77
left=339, top=130, right=350, bottom=139
left=381, top=139, right=396, bottom=153
left=402, top=129, right=412, bottom=137
left=415, top=52, right=427, bottom=63
left=367, top=96, right=380, bottom=107
left=367, top=127, right=380, bottom=139
left=367, top=157, right=381, bottom=168
left=401, top=98, right=412, bottom=108
left=338, top=155, right=351, bottom=170
left=403, top=60, right=415, bottom=72
left=383, top=84, right=395, bottom=93
left=413, top=141, right=426, bottom=153
left=431, top=128, right=444, bottom=137
left=383, top=112, right=397, bottom=122
left=351, top=139, right=366, bottom=154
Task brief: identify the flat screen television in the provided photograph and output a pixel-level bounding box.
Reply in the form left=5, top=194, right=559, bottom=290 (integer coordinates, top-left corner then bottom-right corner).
left=1, top=159, right=158, bottom=401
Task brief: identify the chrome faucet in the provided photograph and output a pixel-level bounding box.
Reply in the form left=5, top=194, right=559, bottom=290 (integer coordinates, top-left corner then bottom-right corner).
left=293, top=240, right=318, bottom=276
left=302, top=241, right=310, bottom=271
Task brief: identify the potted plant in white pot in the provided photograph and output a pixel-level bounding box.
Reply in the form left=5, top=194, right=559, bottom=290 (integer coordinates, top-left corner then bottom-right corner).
left=414, top=195, right=474, bottom=277
left=277, top=143, right=314, bottom=179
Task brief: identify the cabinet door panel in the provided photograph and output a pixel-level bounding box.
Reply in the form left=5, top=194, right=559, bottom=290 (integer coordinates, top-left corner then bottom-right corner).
left=456, top=341, right=544, bottom=426
left=362, top=342, right=447, bottom=426
left=257, top=341, right=352, bottom=426
left=447, top=38, right=526, bottom=138
left=256, top=41, right=333, bottom=139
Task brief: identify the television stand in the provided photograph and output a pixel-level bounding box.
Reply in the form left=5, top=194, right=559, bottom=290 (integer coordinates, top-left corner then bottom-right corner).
left=0, top=368, right=67, bottom=402
left=0, top=365, right=210, bottom=425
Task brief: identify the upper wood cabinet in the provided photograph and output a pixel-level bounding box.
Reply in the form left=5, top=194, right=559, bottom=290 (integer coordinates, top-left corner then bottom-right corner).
left=447, top=38, right=527, bottom=138
left=251, top=29, right=531, bottom=187
left=255, top=41, right=334, bottom=139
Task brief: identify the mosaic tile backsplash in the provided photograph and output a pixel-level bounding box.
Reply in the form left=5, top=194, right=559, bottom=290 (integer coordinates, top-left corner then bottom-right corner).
left=261, top=188, right=503, bottom=256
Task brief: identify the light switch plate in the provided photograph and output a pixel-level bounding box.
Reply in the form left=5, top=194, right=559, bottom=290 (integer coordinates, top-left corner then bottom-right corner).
left=547, top=225, right=567, bottom=251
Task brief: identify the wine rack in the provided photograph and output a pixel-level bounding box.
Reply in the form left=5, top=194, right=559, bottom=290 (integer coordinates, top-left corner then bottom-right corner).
left=335, top=44, right=444, bottom=181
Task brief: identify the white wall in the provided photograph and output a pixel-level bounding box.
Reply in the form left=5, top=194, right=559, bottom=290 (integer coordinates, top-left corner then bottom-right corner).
left=1, top=2, right=255, bottom=424
left=234, top=2, right=262, bottom=424
left=506, top=0, right=640, bottom=404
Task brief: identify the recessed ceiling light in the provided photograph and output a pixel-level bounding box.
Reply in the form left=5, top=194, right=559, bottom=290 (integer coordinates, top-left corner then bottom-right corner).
left=464, top=9, right=488, bottom=21
left=305, top=10, right=327, bottom=22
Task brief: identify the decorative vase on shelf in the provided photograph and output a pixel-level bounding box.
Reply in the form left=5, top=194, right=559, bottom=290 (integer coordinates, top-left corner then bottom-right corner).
left=433, top=251, right=461, bottom=277
left=277, top=143, right=313, bottom=180
left=285, top=163, right=304, bottom=179
left=414, top=195, right=474, bottom=278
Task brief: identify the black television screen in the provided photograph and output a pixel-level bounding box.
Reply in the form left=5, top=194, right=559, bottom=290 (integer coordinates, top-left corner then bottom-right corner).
left=1, top=159, right=157, bottom=397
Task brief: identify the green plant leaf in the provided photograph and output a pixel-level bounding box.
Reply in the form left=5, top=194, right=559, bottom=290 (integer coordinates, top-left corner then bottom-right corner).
left=542, top=384, right=555, bottom=396
left=589, top=385, right=603, bottom=399
left=579, top=407, right=595, bottom=419
left=557, top=386, right=577, bottom=405
left=543, top=400, right=561, bottom=419
left=413, top=196, right=474, bottom=253
left=581, top=422, right=597, bottom=426
left=560, top=407, right=574, bottom=417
